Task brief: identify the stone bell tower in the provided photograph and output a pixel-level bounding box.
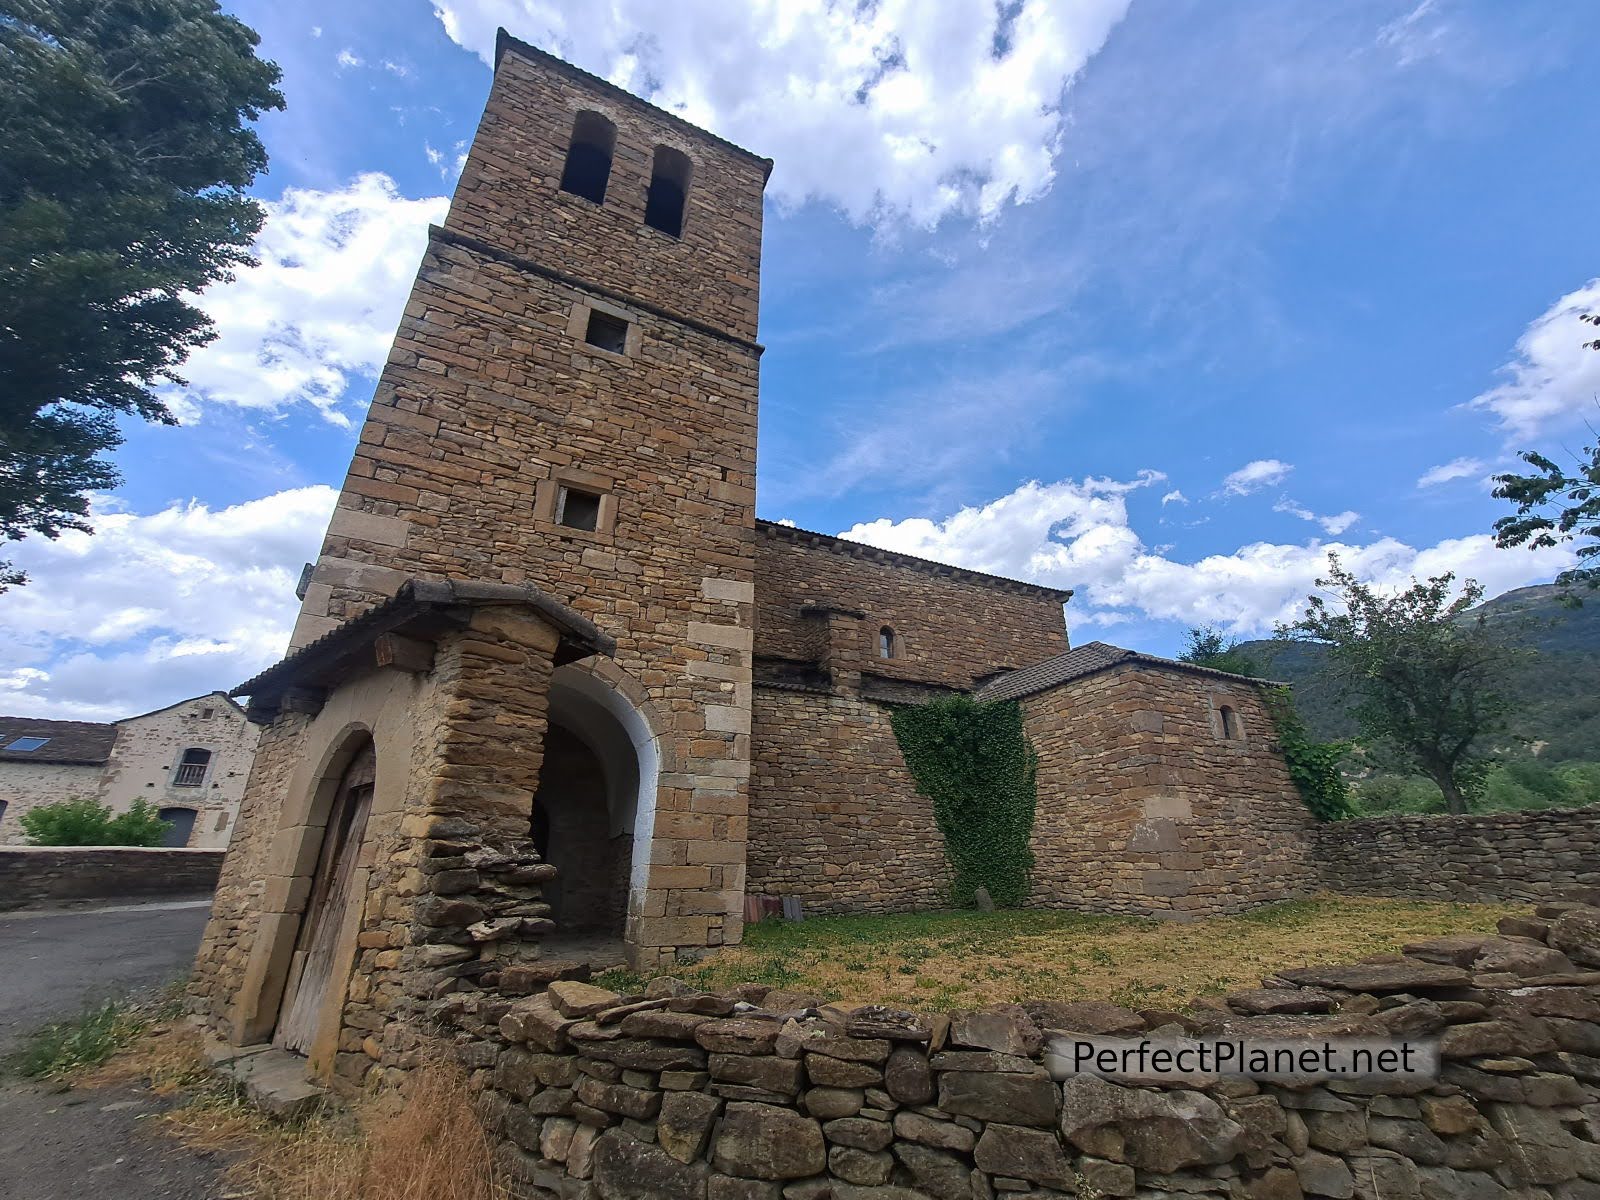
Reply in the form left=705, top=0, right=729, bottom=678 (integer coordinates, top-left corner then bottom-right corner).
left=285, top=33, right=771, bottom=966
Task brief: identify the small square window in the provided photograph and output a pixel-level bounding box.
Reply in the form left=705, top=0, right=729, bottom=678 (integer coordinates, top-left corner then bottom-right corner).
left=584, top=310, right=629, bottom=354
left=4, top=736, right=49, bottom=752
left=556, top=486, right=602, bottom=532
left=199, top=707, right=215, bottom=720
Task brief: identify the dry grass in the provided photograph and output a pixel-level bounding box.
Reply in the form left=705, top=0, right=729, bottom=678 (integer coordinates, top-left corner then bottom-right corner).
left=88, top=1022, right=506, bottom=1200
left=598, top=893, right=1520, bottom=1011
left=218, top=1061, right=507, bottom=1200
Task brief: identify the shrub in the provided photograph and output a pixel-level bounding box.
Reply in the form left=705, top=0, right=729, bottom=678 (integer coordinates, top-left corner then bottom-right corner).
left=889, top=695, right=1037, bottom=907
left=20, top=797, right=172, bottom=846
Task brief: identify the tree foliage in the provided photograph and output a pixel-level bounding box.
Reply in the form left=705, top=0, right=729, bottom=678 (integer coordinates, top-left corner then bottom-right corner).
left=1493, top=435, right=1600, bottom=595
left=1178, top=626, right=1263, bottom=678
left=0, top=0, right=283, bottom=588
left=889, top=695, right=1037, bottom=907
left=20, top=796, right=172, bottom=846
left=1261, top=687, right=1353, bottom=821
left=1277, top=557, right=1517, bottom=815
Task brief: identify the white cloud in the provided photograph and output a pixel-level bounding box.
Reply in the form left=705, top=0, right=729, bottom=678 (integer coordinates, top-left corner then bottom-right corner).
left=1417, top=456, right=1485, bottom=488
left=169, top=174, right=447, bottom=426
left=1273, top=498, right=1359, bottom=536
left=430, top=0, right=1131, bottom=227
left=337, top=48, right=363, bottom=68
left=1470, top=277, right=1600, bottom=440
left=1160, top=489, right=1188, bottom=506
left=840, top=473, right=1574, bottom=637
left=0, top=488, right=338, bottom=721
left=1221, top=459, right=1293, bottom=496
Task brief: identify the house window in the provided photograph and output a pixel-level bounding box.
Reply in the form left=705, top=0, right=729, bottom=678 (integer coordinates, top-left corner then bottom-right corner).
left=644, top=145, right=692, bottom=237
left=584, top=309, right=629, bottom=354
left=0, top=800, right=8, bottom=826
left=172, top=747, right=212, bottom=788
left=879, top=626, right=897, bottom=660
left=1218, top=705, right=1241, bottom=740
left=556, top=486, right=602, bottom=532
left=4, top=736, right=49, bottom=752
left=559, top=110, right=616, bottom=204
left=199, top=707, right=215, bottom=720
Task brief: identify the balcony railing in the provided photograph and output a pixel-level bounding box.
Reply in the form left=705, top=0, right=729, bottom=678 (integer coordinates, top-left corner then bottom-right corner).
left=172, top=763, right=207, bottom=788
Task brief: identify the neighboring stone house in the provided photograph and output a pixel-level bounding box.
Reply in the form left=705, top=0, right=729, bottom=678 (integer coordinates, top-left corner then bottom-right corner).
left=0, top=693, right=260, bottom=848
left=188, top=36, right=1314, bottom=1084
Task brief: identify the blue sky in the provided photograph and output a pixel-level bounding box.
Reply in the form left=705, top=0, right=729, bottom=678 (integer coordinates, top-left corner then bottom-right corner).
left=4, top=0, right=1599, bottom=719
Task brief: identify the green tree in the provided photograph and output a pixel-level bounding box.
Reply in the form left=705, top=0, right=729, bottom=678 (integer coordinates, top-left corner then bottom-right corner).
left=20, top=796, right=172, bottom=846
left=1277, top=557, right=1516, bottom=815
left=0, top=0, right=283, bottom=589
left=1178, top=626, right=1263, bottom=677
left=1492, top=434, right=1599, bottom=595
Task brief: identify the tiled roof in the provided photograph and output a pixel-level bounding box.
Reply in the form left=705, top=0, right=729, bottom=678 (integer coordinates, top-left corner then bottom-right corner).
left=232, top=578, right=616, bottom=713
left=973, top=641, right=1283, bottom=704
left=0, top=717, right=117, bottom=765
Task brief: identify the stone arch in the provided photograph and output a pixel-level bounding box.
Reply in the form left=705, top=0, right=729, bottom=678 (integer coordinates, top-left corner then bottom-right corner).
left=537, top=659, right=665, bottom=946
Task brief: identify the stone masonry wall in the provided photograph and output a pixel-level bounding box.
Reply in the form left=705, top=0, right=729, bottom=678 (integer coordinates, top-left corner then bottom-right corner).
left=435, top=893, right=1600, bottom=1200
left=191, top=608, right=566, bottom=1088
left=1024, top=664, right=1320, bottom=918
left=1315, top=807, right=1600, bottom=904
left=755, top=524, right=1070, bottom=691
left=0, top=760, right=104, bottom=844
left=0, top=846, right=223, bottom=908
left=447, top=38, right=768, bottom=343
left=747, top=686, right=951, bottom=915
left=284, top=46, right=764, bottom=965
left=97, top=694, right=261, bottom=849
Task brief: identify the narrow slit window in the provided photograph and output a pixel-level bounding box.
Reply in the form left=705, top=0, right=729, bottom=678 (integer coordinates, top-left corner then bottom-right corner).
left=1219, top=705, right=1240, bottom=740
left=584, top=309, right=629, bottom=354
left=559, top=111, right=616, bottom=204
left=556, top=486, right=602, bottom=532
left=879, top=626, right=896, bottom=660
left=644, top=145, right=692, bottom=237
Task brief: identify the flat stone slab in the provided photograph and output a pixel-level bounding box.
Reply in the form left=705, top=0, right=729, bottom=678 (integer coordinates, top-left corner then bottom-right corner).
left=218, top=1047, right=327, bottom=1119
left=1275, top=960, right=1472, bottom=993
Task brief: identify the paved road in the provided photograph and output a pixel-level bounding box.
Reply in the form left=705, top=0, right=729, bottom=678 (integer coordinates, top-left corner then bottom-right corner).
left=0, top=900, right=223, bottom=1200
left=0, top=899, right=212, bottom=1053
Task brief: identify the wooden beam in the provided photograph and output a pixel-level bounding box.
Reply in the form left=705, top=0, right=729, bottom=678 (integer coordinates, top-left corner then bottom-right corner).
left=374, top=633, right=436, bottom=674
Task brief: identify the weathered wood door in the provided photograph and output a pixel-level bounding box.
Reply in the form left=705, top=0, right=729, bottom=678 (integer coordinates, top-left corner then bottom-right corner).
left=274, top=742, right=376, bottom=1056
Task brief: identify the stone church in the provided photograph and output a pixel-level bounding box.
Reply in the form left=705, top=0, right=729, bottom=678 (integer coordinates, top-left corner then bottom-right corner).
left=190, top=35, right=1316, bottom=1082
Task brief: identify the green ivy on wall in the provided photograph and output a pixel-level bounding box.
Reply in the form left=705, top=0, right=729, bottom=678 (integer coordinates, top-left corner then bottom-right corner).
left=1265, top=687, right=1355, bottom=821
left=889, top=695, right=1038, bottom=907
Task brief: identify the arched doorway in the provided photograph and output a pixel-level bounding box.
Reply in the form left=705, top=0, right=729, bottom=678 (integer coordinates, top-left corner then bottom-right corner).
left=532, top=664, right=660, bottom=948
left=274, top=737, right=375, bottom=1055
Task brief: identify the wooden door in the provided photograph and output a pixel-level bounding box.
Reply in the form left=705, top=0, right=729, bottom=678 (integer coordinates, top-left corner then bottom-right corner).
left=274, top=742, right=376, bottom=1056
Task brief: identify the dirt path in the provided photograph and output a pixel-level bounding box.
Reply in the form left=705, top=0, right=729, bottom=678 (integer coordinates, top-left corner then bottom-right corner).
left=0, top=1075, right=232, bottom=1200
left=0, top=900, right=231, bottom=1199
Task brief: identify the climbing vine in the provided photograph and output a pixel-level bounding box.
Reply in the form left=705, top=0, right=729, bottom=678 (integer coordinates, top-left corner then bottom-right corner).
left=889, top=695, right=1038, bottom=907
left=1265, top=687, right=1354, bottom=821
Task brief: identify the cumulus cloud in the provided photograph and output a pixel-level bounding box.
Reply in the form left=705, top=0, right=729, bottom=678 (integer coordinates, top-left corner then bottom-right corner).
left=430, top=0, right=1131, bottom=227
left=840, top=473, right=1573, bottom=636
left=170, top=174, right=447, bottom=425
left=1160, top=489, right=1188, bottom=506
left=1417, top=457, right=1486, bottom=488
left=1470, top=277, right=1600, bottom=440
left=0, top=488, right=338, bottom=720
left=1273, top=498, right=1359, bottom=536
left=1221, top=459, right=1292, bottom=496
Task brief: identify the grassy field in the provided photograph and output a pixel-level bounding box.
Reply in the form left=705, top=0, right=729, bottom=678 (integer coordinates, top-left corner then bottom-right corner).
left=597, top=894, right=1517, bottom=1011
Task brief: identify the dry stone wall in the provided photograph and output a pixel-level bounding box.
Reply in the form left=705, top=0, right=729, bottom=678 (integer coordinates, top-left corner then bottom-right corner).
left=1314, top=808, right=1600, bottom=905
left=0, top=846, right=223, bottom=907
left=747, top=686, right=952, bottom=915
left=1024, top=664, right=1320, bottom=918
left=436, top=893, right=1600, bottom=1200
